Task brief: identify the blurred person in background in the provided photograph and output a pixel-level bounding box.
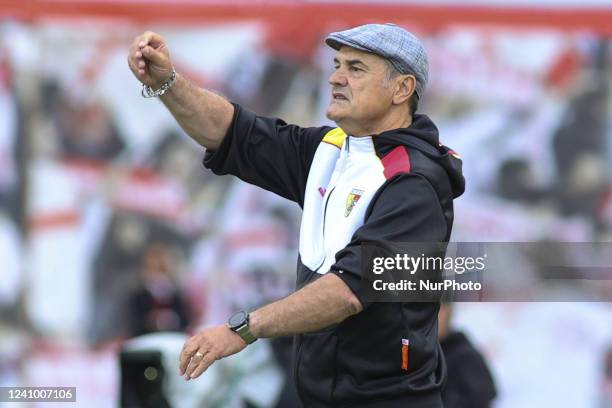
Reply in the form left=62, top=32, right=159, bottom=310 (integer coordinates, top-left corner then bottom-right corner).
left=438, top=302, right=497, bottom=408
left=89, top=213, right=151, bottom=344
left=89, top=213, right=192, bottom=344
left=0, top=45, right=20, bottom=220
left=128, top=240, right=191, bottom=337
left=54, top=91, right=124, bottom=162
left=128, top=23, right=464, bottom=407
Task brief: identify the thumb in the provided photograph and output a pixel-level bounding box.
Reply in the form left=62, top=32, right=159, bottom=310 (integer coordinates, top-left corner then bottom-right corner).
left=141, top=45, right=166, bottom=65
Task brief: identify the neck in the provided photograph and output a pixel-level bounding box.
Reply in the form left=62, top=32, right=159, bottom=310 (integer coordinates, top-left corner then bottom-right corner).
left=343, top=113, right=413, bottom=137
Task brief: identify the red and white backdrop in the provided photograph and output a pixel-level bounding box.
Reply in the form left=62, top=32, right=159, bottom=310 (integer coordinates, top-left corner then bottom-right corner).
left=1, top=1, right=611, bottom=407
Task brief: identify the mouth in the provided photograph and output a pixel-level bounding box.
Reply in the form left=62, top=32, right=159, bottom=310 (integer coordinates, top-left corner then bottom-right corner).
left=332, top=92, right=348, bottom=101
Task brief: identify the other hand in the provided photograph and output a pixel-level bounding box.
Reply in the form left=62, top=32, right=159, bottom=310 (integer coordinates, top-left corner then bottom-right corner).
left=178, top=324, right=247, bottom=380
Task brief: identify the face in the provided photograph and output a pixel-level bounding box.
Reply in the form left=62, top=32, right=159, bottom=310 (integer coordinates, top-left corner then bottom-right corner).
left=143, top=243, right=171, bottom=276
left=326, top=46, right=395, bottom=134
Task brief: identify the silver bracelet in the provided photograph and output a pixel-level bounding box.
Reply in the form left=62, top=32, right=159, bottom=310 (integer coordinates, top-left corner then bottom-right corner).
left=141, top=68, right=177, bottom=98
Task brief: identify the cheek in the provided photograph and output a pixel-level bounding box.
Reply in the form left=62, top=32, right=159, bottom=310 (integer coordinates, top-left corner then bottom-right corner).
left=355, top=86, right=390, bottom=112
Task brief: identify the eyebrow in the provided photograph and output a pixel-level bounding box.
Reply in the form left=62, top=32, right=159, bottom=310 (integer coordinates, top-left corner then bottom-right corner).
left=333, top=57, right=369, bottom=69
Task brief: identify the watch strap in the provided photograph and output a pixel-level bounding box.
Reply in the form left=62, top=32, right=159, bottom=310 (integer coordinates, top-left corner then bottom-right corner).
left=235, top=323, right=257, bottom=345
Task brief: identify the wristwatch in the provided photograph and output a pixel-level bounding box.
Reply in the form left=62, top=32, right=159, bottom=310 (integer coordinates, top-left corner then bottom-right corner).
left=228, top=311, right=257, bottom=345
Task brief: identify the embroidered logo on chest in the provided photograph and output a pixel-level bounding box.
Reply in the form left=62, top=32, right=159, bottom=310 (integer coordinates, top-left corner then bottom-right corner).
left=344, top=188, right=364, bottom=217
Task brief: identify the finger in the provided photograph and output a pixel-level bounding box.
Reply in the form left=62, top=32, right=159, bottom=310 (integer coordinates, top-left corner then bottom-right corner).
left=178, top=341, right=199, bottom=375
left=127, top=55, right=136, bottom=73
left=127, top=47, right=138, bottom=71
left=138, top=31, right=163, bottom=49
left=179, top=345, right=196, bottom=375
left=128, top=55, right=145, bottom=78
left=128, top=58, right=145, bottom=79
left=127, top=45, right=144, bottom=74
left=184, top=351, right=208, bottom=379
left=141, top=45, right=165, bottom=65
left=188, top=353, right=216, bottom=380
left=138, top=31, right=155, bottom=48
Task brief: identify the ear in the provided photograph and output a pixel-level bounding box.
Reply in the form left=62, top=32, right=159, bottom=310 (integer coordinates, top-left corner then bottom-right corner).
left=392, top=74, right=416, bottom=105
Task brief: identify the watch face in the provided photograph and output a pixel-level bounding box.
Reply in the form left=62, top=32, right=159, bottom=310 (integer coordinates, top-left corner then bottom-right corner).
left=228, top=311, right=247, bottom=329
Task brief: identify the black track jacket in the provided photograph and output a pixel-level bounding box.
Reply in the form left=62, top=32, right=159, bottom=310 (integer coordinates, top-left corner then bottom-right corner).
left=203, top=103, right=465, bottom=408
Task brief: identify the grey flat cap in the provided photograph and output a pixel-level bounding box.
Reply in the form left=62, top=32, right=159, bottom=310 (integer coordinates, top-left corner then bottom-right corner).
left=325, top=23, right=428, bottom=99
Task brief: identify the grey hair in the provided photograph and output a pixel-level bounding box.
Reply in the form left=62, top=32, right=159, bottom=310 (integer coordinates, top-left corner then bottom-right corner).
left=383, top=60, right=418, bottom=116
left=383, top=60, right=401, bottom=87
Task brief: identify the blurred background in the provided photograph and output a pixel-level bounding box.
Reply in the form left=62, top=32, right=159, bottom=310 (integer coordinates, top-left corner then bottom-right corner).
left=0, top=0, right=611, bottom=407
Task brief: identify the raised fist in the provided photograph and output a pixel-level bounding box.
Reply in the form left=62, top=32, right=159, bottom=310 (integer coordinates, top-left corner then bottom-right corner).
left=127, top=31, right=173, bottom=90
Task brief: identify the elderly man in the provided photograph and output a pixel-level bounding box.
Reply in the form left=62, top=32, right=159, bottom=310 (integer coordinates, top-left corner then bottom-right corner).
left=128, top=23, right=464, bottom=408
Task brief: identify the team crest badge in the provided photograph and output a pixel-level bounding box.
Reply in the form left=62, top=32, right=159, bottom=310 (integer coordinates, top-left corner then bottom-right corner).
left=345, top=188, right=364, bottom=217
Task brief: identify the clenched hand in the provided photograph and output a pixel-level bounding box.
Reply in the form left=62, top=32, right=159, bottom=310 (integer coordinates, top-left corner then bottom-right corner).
left=127, top=31, right=173, bottom=89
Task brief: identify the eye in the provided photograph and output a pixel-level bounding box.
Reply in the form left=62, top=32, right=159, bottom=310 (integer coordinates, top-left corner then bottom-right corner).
left=349, top=66, right=361, bottom=72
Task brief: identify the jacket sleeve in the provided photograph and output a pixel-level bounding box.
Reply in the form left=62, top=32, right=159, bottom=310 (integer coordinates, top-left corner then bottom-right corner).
left=329, top=174, right=449, bottom=309
left=203, top=103, right=331, bottom=206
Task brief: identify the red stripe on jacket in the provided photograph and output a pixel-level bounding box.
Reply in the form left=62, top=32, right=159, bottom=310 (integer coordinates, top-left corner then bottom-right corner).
left=381, top=146, right=411, bottom=180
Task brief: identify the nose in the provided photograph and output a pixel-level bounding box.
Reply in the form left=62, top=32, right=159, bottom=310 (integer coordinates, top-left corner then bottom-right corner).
left=328, top=69, right=347, bottom=87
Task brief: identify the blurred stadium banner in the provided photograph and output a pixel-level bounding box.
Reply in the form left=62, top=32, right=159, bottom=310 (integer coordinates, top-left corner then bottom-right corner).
left=1, top=1, right=611, bottom=407
left=0, top=0, right=612, bottom=34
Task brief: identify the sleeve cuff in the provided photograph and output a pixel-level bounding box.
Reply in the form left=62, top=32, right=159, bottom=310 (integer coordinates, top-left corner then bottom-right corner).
left=329, top=267, right=371, bottom=310
left=202, top=102, right=248, bottom=173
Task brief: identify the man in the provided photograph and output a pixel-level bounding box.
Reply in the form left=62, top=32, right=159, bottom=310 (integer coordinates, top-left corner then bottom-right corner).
left=128, top=23, right=465, bottom=407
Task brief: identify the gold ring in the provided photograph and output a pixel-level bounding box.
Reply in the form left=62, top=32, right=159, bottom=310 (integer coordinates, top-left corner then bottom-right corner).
left=194, top=351, right=204, bottom=358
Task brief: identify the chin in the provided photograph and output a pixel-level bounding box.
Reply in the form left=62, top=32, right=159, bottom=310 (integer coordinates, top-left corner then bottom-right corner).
left=326, top=106, right=343, bottom=122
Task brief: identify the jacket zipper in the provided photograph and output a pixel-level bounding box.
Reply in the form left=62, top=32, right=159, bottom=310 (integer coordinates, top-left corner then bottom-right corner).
left=319, top=186, right=336, bottom=268
left=312, top=185, right=336, bottom=273
left=316, top=141, right=347, bottom=272
left=295, top=188, right=335, bottom=398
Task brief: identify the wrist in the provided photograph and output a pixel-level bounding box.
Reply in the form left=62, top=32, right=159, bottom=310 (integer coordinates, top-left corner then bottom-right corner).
left=248, top=310, right=262, bottom=338
left=226, top=324, right=247, bottom=346
left=228, top=310, right=258, bottom=345
left=142, top=68, right=177, bottom=98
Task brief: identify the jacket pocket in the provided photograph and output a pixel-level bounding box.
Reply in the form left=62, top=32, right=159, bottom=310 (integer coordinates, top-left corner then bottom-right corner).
left=294, top=328, right=338, bottom=405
